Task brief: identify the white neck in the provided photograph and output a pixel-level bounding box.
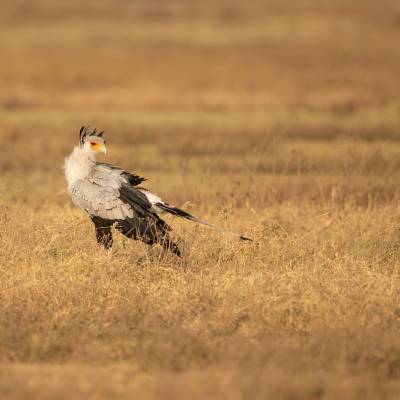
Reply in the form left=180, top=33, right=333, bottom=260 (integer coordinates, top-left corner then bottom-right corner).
left=64, top=146, right=96, bottom=188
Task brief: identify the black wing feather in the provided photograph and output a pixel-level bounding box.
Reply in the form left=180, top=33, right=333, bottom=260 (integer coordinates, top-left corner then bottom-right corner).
left=96, top=162, right=147, bottom=187
left=122, top=172, right=147, bottom=187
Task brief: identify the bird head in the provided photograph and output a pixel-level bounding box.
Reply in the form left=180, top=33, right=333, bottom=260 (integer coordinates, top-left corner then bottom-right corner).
left=79, top=126, right=107, bottom=155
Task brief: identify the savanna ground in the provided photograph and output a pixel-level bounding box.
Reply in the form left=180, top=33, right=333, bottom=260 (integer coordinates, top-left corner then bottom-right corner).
left=1, top=0, right=400, bottom=398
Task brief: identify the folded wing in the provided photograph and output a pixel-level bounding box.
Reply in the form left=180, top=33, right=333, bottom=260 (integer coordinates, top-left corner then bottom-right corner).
left=69, top=162, right=180, bottom=254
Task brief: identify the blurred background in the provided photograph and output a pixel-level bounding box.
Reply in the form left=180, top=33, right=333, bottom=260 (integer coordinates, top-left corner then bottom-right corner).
left=0, top=0, right=400, bottom=207
left=2, top=3, right=400, bottom=397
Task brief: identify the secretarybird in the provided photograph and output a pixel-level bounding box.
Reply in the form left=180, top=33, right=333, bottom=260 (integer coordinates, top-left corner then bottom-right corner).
left=64, top=127, right=251, bottom=256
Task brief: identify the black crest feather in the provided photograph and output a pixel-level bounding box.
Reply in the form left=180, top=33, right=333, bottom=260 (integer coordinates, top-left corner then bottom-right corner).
left=79, top=126, right=105, bottom=146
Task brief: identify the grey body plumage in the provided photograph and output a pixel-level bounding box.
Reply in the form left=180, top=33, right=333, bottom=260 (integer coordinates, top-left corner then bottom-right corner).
left=64, top=127, right=251, bottom=257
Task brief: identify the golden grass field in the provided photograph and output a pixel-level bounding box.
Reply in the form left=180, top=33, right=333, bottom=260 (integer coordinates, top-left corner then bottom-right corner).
left=1, top=0, right=400, bottom=398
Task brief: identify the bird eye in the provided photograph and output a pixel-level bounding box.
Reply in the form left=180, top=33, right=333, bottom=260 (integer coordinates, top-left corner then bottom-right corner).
left=90, top=142, right=96, bottom=146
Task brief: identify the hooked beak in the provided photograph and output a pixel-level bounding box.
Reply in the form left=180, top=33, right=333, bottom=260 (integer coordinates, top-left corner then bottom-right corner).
left=94, top=143, right=107, bottom=154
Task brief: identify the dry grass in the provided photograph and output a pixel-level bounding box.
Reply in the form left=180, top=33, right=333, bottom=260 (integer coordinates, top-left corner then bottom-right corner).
left=1, top=0, right=400, bottom=398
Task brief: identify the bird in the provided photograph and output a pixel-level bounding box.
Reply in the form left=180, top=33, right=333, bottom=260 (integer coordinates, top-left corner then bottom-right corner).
left=64, top=126, right=251, bottom=256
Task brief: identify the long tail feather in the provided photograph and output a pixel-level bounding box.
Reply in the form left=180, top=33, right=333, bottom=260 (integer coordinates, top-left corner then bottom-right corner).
left=155, top=203, right=252, bottom=241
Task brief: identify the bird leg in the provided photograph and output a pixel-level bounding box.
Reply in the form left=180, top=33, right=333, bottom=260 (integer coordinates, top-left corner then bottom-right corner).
left=146, top=244, right=154, bottom=262
left=91, top=216, right=113, bottom=249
